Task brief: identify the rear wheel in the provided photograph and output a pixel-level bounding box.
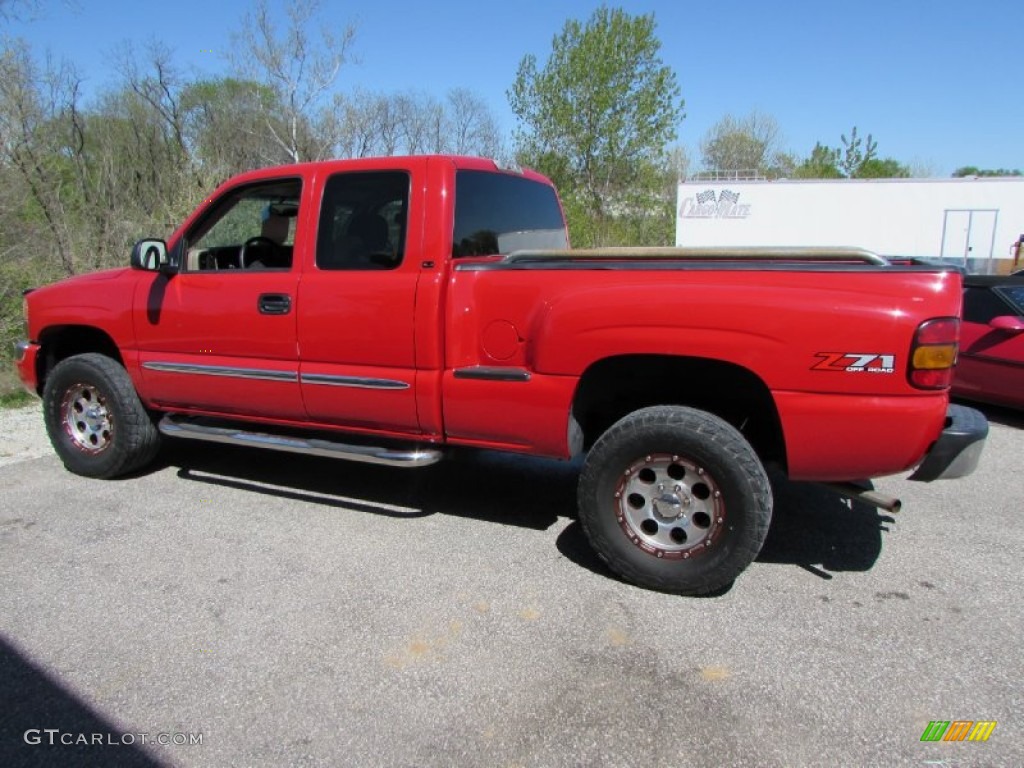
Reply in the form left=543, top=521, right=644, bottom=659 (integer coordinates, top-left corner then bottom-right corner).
left=578, top=406, right=772, bottom=595
left=43, top=353, right=160, bottom=479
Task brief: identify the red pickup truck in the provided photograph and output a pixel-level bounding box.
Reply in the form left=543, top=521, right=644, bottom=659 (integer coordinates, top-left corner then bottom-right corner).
left=15, top=155, right=987, bottom=595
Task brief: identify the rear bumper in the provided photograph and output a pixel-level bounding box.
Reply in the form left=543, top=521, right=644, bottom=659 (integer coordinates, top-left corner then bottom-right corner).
left=13, top=340, right=41, bottom=395
left=908, top=404, right=988, bottom=481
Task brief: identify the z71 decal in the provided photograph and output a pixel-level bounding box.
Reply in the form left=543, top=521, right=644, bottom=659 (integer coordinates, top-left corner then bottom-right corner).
left=812, top=353, right=896, bottom=374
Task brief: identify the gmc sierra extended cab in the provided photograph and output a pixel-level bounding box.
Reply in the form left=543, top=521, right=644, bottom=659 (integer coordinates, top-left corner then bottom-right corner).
left=15, top=155, right=988, bottom=595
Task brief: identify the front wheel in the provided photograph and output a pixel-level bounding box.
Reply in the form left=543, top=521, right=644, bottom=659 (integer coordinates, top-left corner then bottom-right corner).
left=42, top=353, right=161, bottom=479
left=577, top=406, right=772, bottom=595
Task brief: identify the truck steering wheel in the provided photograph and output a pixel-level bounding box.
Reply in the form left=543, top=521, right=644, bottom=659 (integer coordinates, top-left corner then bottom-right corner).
left=238, top=236, right=278, bottom=269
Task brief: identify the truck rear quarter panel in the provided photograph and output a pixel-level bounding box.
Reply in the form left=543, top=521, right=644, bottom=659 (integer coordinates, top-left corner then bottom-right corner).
left=445, top=263, right=962, bottom=479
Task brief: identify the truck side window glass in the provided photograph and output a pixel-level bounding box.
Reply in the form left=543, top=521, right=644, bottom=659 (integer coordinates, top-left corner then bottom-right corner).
left=186, top=179, right=301, bottom=271
left=994, top=285, right=1024, bottom=314
left=316, top=171, right=409, bottom=270
left=453, top=170, right=567, bottom=257
left=963, top=286, right=1016, bottom=323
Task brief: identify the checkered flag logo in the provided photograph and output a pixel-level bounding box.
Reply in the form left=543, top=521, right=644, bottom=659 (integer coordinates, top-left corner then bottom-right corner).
left=696, top=190, right=716, bottom=204
left=719, top=190, right=740, bottom=204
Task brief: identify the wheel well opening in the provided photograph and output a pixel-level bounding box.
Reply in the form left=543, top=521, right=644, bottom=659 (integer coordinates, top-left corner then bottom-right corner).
left=37, top=326, right=124, bottom=392
left=571, top=355, right=786, bottom=468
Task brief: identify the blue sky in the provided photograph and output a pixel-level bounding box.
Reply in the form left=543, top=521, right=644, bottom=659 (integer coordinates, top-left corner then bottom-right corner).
left=5, top=0, right=1023, bottom=175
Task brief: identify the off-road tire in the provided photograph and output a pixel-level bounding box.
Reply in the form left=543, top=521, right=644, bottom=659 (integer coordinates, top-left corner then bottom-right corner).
left=42, top=353, right=160, bottom=479
left=578, top=406, right=772, bottom=595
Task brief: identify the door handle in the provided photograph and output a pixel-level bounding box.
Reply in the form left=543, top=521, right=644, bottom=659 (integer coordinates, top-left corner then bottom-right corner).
left=258, top=293, right=292, bottom=315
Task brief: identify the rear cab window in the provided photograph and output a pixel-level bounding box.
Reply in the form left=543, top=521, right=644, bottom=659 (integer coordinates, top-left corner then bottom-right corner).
left=452, top=170, right=566, bottom=257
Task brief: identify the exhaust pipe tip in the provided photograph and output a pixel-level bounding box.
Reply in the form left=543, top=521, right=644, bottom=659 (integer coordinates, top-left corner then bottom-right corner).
left=821, top=482, right=902, bottom=514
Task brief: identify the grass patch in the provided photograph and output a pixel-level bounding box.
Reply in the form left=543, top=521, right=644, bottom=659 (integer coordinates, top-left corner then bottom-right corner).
left=0, top=363, right=35, bottom=409
left=0, top=388, right=34, bottom=408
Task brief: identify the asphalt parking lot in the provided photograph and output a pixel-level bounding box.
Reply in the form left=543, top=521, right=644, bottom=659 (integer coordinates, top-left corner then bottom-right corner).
left=1, top=402, right=1022, bottom=767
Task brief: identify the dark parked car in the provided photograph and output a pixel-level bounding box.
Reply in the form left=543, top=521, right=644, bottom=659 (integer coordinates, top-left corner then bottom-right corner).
left=954, top=275, right=1024, bottom=409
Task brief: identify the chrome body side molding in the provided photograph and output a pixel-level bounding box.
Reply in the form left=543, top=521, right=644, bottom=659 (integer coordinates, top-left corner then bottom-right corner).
left=143, top=362, right=297, bottom=383
left=452, top=366, right=532, bottom=382
left=299, top=373, right=410, bottom=390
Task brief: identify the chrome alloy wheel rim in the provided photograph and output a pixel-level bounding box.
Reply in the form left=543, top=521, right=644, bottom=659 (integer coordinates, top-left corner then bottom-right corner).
left=61, top=383, right=113, bottom=454
left=614, top=454, right=725, bottom=559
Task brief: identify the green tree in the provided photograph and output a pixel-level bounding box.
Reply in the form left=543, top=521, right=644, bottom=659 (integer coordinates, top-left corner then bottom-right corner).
left=181, top=77, right=284, bottom=176
left=952, top=166, right=1023, bottom=177
left=509, top=5, right=684, bottom=246
left=0, top=39, right=82, bottom=275
left=792, top=143, right=842, bottom=179
left=857, top=157, right=910, bottom=178
left=792, top=129, right=909, bottom=179
left=699, top=111, right=784, bottom=176
left=838, top=126, right=877, bottom=177
left=766, top=151, right=799, bottom=179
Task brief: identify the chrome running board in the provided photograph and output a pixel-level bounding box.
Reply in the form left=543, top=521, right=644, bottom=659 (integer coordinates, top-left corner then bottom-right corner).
left=158, top=414, right=442, bottom=468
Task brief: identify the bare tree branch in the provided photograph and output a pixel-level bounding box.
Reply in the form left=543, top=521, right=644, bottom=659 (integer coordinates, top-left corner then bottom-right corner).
left=230, top=0, right=356, bottom=163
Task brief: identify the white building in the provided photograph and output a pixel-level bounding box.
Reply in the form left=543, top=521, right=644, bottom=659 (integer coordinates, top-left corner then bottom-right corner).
left=675, top=176, right=1024, bottom=273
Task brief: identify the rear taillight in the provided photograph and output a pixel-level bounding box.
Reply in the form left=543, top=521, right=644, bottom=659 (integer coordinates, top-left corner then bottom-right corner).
left=908, top=317, right=959, bottom=389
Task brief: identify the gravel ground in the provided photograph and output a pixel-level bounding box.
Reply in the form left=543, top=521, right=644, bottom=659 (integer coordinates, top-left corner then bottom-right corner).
left=0, top=403, right=50, bottom=469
